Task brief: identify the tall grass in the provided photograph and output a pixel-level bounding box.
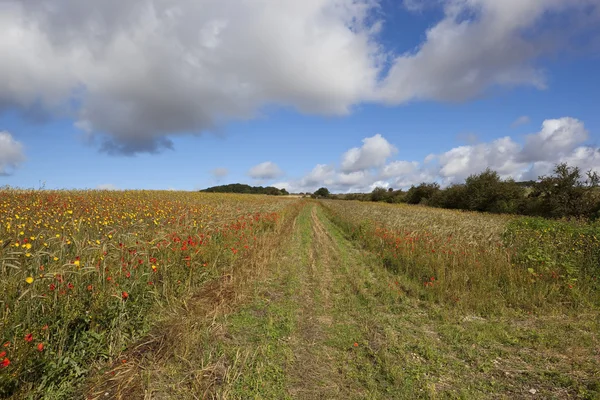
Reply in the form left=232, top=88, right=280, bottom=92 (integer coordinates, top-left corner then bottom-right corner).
left=321, top=200, right=600, bottom=313
left=0, top=189, right=299, bottom=397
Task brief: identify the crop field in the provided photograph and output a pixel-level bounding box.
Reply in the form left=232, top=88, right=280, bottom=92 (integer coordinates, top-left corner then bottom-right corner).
left=1, top=191, right=599, bottom=399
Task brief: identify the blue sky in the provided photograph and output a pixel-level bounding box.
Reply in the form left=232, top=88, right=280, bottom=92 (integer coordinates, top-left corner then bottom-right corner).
left=1, top=0, right=599, bottom=192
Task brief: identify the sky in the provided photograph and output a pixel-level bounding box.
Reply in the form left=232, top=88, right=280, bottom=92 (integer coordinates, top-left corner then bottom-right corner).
left=1, top=0, right=600, bottom=193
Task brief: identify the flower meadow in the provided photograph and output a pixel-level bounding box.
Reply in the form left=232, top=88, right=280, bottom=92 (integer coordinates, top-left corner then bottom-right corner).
left=322, top=200, right=600, bottom=313
left=0, top=189, right=297, bottom=397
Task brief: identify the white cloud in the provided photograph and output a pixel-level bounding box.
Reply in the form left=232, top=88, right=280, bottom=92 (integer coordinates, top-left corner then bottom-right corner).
left=377, top=0, right=598, bottom=104
left=0, top=0, right=382, bottom=154
left=0, top=131, right=25, bottom=176
left=511, top=115, right=531, bottom=128
left=248, top=161, right=283, bottom=180
left=299, top=164, right=336, bottom=187
left=272, top=182, right=290, bottom=191
left=210, top=167, right=229, bottom=179
left=286, top=117, right=600, bottom=192
left=519, top=117, right=588, bottom=162
left=381, top=160, right=419, bottom=178
left=438, top=136, right=526, bottom=183
left=341, top=134, right=397, bottom=172
left=1, top=1, right=596, bottom=154
left=97, top=183, right=118, bottom=190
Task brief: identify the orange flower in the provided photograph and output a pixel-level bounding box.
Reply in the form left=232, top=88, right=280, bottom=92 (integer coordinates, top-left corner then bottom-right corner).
left=24, top=333, right=33, bottom=342
left=121, top=291, right=129, bottom=300
left=37, top=343, right=44, bottom=352
left=353, top=342, right=359, bottom=347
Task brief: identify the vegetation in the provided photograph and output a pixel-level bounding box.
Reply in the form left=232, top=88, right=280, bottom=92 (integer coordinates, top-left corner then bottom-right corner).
left=1, top=189, right=598, bottom=398
left=313, top=187, right=330, bottom=198
left=329, top=163, right=600, bottom=220
left=201, top=183, right=289, bottom=196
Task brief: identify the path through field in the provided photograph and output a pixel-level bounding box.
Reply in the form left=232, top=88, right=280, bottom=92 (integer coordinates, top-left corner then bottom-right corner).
left=88, top=201, right=600, bottom=399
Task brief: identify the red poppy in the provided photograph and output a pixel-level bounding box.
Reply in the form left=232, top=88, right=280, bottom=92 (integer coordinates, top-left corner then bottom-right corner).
left=37, top=343, right=44, bottom=352
left=0, top=351, right=5, bottom=358
left=24, top=333, right=33, bottom=342
left=0, top=358, right=9, bottom=368
left=121, top=291, right=129, bottom=300
left=42, top=324, right=48, bottom=331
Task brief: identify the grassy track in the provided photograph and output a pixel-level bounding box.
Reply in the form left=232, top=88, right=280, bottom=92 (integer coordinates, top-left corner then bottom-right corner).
left=85, top=200, right=600, bottom=399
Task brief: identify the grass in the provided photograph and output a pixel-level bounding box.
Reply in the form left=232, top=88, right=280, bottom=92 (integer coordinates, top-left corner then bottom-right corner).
left=1, top=192, right=599, bottom=398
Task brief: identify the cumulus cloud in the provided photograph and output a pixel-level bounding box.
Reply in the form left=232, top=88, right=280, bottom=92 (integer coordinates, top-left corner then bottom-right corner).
left=248, top=161, right=283, bottom=180
left=285, top=117, right=600, bottom=192
left=97, top=183, right=118, bottom=190
left=511, top=115, right=531, bottom=128
left=210, top=167, right=229, bottom=179
left=378, top=0, right=599, bottom=104
left=519, top=117, right=588, bottom=162
left=0, top=131, right=25, bottom=176
left=341, top=134, right=397, bottom=172
left=1, top=1, right=597, bottom=154
left=1, top=0, right=382, bottom=154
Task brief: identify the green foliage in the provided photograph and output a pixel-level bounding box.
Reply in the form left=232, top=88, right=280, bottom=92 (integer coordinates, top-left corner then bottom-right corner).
left=313, top=187, right=330, bottom=198
left=527, top=163, right=600, bottom=218
left=201, top=183, right=288, bottom=195
left=405, top=183, right=440, bottom=205
left=332, top=163, right=600, bottom=220
left=503, top=217, right=600, bottom=283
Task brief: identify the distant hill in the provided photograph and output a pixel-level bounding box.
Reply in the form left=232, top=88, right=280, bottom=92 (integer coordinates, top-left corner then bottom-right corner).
left=200, top=183, right=289, bottom=196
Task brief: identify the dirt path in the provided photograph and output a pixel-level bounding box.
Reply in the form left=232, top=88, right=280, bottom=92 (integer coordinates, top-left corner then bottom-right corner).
left=285, top=205, right=344, bottom=398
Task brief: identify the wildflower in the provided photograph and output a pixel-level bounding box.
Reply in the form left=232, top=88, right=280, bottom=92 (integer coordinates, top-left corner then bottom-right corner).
left=49, top=283, right=56, bottom=291
left=42, top=325, right=48, bottom=330
left=121, top=291, right=129, bottom=300
left=353, top=342, right=359, bottom=347
left=151, top=265, right=157, bottom=272
left=0, top=358, right=9, bottom=368
left=3, top=342, right=10, bottom=347
left=24, top=333, right=33, bottom=342
left=0, top=351, right=5, bottom=358
left=87, top=285, right=93, bottom=291
left=25, top=276, right=34, bottom=284
left=37, top=343, right=44, bottom=352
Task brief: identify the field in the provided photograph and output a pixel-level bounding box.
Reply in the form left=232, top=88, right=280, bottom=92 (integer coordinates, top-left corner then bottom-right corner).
left=0, top=190, right=599, bottom=399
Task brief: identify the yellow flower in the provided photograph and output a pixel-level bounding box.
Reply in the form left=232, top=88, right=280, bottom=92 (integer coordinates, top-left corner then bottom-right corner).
left=53, top=257, right=59, bottom=261
left=25, top=243, right=32, bottom=250
left=25, top=277, right=34, bottom=284
left=74, top=260, right=80, bottom=267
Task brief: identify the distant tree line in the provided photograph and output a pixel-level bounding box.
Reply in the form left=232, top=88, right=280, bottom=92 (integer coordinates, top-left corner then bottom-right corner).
left=201, top=183, right=289, bottom=196
left=317, top=163, right=600, bottom=220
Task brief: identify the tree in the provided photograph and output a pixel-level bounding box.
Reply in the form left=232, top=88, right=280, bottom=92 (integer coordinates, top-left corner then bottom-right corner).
left=370, top=187, right=388, bottom=202
left=405, top=183, right=440, bottom=205
left=528, top=163, right=598, bottom=218
left=313, top=187, right=330, bottom=198
left=462, top=169, right=525, bottom=213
